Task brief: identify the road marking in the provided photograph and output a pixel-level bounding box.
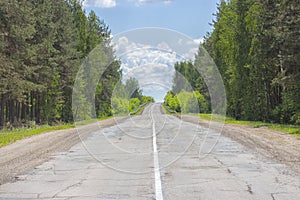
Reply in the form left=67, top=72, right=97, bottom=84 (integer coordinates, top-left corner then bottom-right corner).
left=151, top=105, right=164, bottom=200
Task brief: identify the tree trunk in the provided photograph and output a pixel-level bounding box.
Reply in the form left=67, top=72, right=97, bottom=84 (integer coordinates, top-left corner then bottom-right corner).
left=35, top=93, right=40, bottom=124
left=30, top=91, right=34, bottom=121
left=9, top=99, right=14, bottom=126
left=0, top=95, right=4, bottom=128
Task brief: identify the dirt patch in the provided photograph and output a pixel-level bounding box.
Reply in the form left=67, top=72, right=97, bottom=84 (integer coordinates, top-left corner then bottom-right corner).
left=178, top=114, right=300, bottom=174
left=0, top=117, right=127, bottom=185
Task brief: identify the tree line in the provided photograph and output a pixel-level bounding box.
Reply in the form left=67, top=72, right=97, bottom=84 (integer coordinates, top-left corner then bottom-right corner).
left=204, top=0, right=299, bottom=124
left=0, top=0, right=143, bottom=128
left=164, top=61, right=210, bottom=114
left=166, top=0, right=299, bottom=125
left=112, top=77, right=155, bottom=115
left=164, top=90, right=208, bottom=113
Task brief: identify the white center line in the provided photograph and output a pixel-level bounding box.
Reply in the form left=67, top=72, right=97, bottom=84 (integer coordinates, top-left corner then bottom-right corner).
left=151, top=105, right=164, bottom=200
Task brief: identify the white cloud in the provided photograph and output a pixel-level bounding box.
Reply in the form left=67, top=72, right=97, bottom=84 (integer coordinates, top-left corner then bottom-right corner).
left=163, top=0, right=172, bottom=4
left=115, top=36, right=130, bottom=52
left=84, top=0, right=172, bottom=8
left=194, top=38, right=205, bottom=45
left=157, top=42, right=172, bottom=52
left=177, top=39, right=183, bottom=45
left=123, top=63, right=174, bottom=102
left=128, top=0, right=172, bottom=6
left=112, top=34, right=198, bottom=101
left=112, top=36, right=181, bottom=100
left=183, top=48, right=198, bottom=60
left=85, top=0, right=116, bottom=8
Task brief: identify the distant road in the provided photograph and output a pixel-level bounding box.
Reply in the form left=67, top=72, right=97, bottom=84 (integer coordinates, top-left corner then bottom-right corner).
left=0, top=103, right=299, bottom=199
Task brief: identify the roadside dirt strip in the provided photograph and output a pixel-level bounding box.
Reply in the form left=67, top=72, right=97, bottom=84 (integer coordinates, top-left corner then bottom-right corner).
left=0, top=105, right=299, bottom=199
left=1, top=110, right=299, bottom=189
left=0, top=117, right=127, bottom=185
left=179, top=115, right=300, bottom=175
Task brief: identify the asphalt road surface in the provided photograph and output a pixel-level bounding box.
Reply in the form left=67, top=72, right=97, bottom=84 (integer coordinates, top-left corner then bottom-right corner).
left=0, top=103, right=299, bottom=199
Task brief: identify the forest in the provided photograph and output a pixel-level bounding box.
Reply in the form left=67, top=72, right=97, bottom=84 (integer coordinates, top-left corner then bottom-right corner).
left=165, top=0, right=299, bottom=125
left=1, top=0, right=299, bottom=129
left=0, top=0, right=151, bottom=128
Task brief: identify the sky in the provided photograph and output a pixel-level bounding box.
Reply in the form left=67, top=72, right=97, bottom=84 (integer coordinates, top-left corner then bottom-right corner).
left=83, top=0, right=219, bottom=102
left=84, top=0, right=218, bottom=40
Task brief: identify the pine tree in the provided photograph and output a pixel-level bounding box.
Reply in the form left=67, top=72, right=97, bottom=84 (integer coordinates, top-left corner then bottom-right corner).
left=0, top=0, right=36, bottom=126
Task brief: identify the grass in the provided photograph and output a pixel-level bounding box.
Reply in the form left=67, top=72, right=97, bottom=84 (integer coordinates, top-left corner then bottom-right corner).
left=129, top=102, right=150, bottom=116
left=161, top=104, right=176, bottom=114
left=74, top=116, right=113, bottom=126
left=0, top=124, right=74, bottom=147
left=0, top=102, right=152, bottom=148
left=161, top=104, right=170, bottom=114
left=199, top=113, right=300, bottom=136
left=131, top=104, right=146, bottom=115
left=0, top=116, right=117, bottom=148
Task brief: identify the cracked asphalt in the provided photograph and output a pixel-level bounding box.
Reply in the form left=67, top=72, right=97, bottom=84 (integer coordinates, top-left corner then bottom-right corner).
left=0, top=103, right=299, bottom=199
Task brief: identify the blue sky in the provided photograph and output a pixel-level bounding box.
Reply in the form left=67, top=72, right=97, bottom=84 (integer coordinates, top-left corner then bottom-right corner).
left=84, top=0, right=219, bottom=40
left=83, top=0, right=219, bottom=102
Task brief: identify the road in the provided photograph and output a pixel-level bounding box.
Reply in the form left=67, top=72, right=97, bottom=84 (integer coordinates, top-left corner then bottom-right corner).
left=0, top=103, right=299, bottom=199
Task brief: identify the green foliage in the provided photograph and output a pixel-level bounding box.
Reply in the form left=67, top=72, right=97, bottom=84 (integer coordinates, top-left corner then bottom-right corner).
left=111, top=97, right=129, bottom=115
left=111, top=77, right=154, bottom=115
left=193, top=91, right=209, bottom=113
left=164, top=91, right=180, bottom=112
left=199, top=114, right=300, bottom=135
left=129, top=98, right=141, bottom=112
left=141, top=96, right=155, bottom=104
left=111, top=96, right=153, bottom=115
left=129, top=102, right=148, bottom=116
left=164, top=91, right=208, bottom=113
left=165, top=59, right=209, bottom=114
left=203, top=0, right=300, bottom=125
left=0, top=124, right=75, bottom=147
left=161, top=103, right=175, bottom=114
left=172, top=61, right=209, bottom=99
left=125, top=77, right=143, bottom=100
left=0, top=0, right=121, bottom=127
left=176, top=91, right=194, bottom=113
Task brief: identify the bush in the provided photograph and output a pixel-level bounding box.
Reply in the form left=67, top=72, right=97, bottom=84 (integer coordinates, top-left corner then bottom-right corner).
left=111, top=97, right=129, bottom=115
left=129, top=98, right=141, bottom=112
left=164, top=90, right=209, bottom=113
left=164, top=91, right=180, bottom=112
left=141, top=96, right=155, bottom=104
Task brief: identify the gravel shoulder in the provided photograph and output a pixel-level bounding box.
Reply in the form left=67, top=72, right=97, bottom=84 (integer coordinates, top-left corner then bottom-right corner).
left=0, top=117, right=127, bottom=185
left=1, top=110, right=300, bottom=186
left=179, top=114, right=300, bottom=174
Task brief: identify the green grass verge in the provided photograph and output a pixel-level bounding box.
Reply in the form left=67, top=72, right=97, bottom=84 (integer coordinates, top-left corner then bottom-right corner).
left=161, top=104, right=170, bottom=114
left=161, top=104, right=169, bottom=114
left=131, top=104, right=146, bottom=115
left=161, top=104, right=176, bottom=114
left=199, top=113, right=300, bottom=136
left=74, top=116, right=113, bottom=126
left=0, top=116, right=118, bottom=148
left=0, top=124, right=74, bottom=148
left=129, top=102, right=150, bottom=116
